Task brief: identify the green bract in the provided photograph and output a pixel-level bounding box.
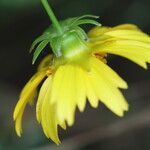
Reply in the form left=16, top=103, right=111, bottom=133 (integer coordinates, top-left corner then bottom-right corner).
left=30, top=15, right=101, bottom=64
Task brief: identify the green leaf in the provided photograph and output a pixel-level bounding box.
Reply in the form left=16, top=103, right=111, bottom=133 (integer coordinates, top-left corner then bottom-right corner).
left=32, top=40, right=49, bottom=64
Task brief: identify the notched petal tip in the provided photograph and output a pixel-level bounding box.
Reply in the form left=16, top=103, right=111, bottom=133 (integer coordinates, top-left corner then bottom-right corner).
left=49, top=136, right=61, bottom=145
left=15, top=122, right=23, bottom=137
left=115, top=103, right=129, bottom=117
left=120, top=81, right=128, bottom=89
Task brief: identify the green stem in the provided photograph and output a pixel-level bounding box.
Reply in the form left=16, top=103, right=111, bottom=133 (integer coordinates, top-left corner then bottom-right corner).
left=41, top=0, right=63, bottom=34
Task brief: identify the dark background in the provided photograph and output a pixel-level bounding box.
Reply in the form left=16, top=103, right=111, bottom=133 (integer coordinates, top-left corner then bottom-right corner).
left=0, top=0, right=150, bottom=149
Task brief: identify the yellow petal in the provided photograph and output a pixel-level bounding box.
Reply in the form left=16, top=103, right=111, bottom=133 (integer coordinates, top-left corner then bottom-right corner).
left=46, top=104, right=60, bottom=145
left=14, top=71, right=46, bottom=120
left=58, top=120, right=66, bottom=130
left=91, top=56, right=128, bottom=89
left=56, top=65, right=76, bottom=126
left=88, top=26, right=111, bottom=38
left=90, top=57, right=128, bottom=116
left=15, top=91, right=37, bottom=136
left=85, top=74, right=99, bottom=108
left=75, top=66, right=87, bottom=112
left=13, top=71, right=46, bottom=138
left=37, top=55, right=52, bottom=71
left=36, top=76, right=51, bottom=123
left=51, top=66, right=65, bottom=104
left=28, top=90, right=38, bottom=106
left=93, top=40, right=150, bottom=69
left=41, top=100, right=60, bottom=144
left=15, top=91, right=36, bottom=136
left=15, top=104, right=25, bottom=137
left=105, top=30, right=150, bottom=43
left=39, top=76, right=60, bottom=144
left=88, top=24, right=139, bottom=38
left=113, top=24, right=139, bottom=30
left=19, top=70, right=46, bottom=101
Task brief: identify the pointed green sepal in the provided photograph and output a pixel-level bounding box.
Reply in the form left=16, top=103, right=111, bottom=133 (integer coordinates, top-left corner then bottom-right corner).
left=30, top=34, right=49, bottom=53
left=71, top=14, right=99, bottom=25
left=32, top=40, right=49, bottom=64
left=30, top=14, right=102, bottom=64
left=71, top=19, right=101, bottom=27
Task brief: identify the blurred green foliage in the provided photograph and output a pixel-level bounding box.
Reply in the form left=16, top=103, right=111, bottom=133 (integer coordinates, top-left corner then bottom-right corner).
left=0, top=0, right=38, bottom=8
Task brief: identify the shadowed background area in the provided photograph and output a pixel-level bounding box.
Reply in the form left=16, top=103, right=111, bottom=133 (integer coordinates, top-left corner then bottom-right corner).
left=0, top=0, right=150, bottom=149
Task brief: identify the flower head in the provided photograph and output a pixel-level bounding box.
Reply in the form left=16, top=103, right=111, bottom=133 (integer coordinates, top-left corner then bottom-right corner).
left=13, top=0, right=150, bottom=145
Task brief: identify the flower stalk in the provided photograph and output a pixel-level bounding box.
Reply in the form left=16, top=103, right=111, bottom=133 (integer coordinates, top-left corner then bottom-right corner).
left=41, top=0, right=63, bottom=34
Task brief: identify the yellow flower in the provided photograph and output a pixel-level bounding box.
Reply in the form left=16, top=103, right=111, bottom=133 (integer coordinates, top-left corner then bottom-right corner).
left=13, top=24, right=150, bottom=144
